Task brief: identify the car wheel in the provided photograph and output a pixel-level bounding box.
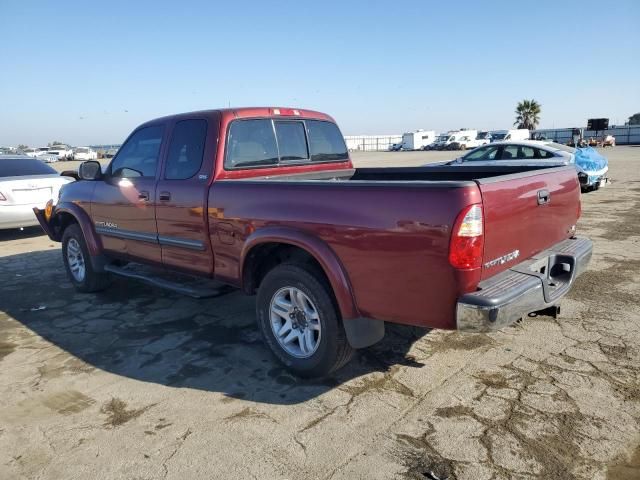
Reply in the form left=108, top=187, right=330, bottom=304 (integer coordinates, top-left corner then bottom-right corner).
left=62, top=224, right=111, bottom=293
left=256, top=263, right=354, bottom=377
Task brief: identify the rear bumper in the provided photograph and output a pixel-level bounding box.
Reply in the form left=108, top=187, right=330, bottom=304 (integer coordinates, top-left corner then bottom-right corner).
left=0, top=204, right=42, bottom=229
left=456, top=237, right=592, bottom=332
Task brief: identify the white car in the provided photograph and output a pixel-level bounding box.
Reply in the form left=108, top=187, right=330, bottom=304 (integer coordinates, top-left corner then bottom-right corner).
left=31, top=147, right=52, bottom=157
left=442, top=140, right=609, bottom=191
left=0, top=155, right=73, bottom=229
left=73, top=147, right=98, bottom=161
left=47, top=144, right=74, bottom=161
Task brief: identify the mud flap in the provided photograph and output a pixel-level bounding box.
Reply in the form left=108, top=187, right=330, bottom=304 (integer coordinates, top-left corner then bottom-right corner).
left=343, top=317, right=385, bottom=349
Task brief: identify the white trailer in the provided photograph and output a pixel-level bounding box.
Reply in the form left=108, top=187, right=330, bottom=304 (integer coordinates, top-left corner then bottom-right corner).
left=401, top=130, right=436, bottom=150
left=490, top=129, right=530, bottom=142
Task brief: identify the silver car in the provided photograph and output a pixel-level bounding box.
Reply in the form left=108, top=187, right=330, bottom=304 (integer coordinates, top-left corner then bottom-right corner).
left=443, top=141, right=609, bottom=190
left=0, top=155, right=73, bottom=229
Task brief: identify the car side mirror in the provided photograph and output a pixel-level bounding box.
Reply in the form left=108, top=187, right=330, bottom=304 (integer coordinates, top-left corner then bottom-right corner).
left=79, top=161, right=102, bottom=180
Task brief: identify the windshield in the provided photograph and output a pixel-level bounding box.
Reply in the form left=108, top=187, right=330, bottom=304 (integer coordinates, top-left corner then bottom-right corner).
left=0, top=158, right=57, bottom=177
left=76, top=148, right=89, bottom=153
left=476, top=132, right=489, bottom=139
left=447, top=136, right=455, bottom=142
left=51, top=145, right=68, bottom=150
left=436, top=135, right=448, bottom=142
left=491, top=133, right=507, bottom=140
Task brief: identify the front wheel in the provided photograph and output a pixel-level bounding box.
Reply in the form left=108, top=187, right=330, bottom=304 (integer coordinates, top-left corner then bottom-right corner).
left=62, top=224, right=112, bottom=292
left=256, top=264, right=354, bottom=377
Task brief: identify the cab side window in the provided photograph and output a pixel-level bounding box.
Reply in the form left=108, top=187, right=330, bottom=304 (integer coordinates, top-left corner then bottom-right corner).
left=165, top=120, right=208, bottom=180
left=111, top=125, right=164, bottom=178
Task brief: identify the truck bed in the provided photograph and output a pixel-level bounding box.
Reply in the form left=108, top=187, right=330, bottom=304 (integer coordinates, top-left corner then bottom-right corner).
left=210, top=164, right=581, bottom=329
left=234, top=164, right=564, bottom=184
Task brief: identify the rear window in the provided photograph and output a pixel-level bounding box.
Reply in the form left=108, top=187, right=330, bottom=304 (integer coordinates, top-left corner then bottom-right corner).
left=0, top=158, right=57, bottom=177
left=306, top=120, right=348, bottom=162
left=275, top=121, right=308, bottom=161
left=225, top=118, right=348, bottom=169
left=226, top=119, right=279, bottom=168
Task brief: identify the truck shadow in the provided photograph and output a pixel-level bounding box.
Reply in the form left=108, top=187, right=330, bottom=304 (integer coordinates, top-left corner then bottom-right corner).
left=0, top=250, right=429, bottom=405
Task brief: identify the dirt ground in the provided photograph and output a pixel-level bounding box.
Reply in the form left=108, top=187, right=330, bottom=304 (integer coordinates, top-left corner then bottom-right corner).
left=0, top=147, right=639, bottom=479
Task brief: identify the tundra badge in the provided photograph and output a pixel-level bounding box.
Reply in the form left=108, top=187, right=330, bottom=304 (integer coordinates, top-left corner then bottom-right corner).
left=484, top=249, right=520, bottom=269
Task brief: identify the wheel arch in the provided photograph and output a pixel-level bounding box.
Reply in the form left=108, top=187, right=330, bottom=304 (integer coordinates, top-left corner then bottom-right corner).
left=240, top=227, right=359, bottom=320
left=53, top=202, right=103, bottom=256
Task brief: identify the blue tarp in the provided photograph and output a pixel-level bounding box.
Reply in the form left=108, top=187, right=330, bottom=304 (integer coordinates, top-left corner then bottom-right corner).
left=574, top=147, right=608, bottom=173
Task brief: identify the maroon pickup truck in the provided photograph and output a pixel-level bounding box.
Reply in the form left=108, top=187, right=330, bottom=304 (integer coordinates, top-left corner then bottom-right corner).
left=35, top=107, right=592, bottom=376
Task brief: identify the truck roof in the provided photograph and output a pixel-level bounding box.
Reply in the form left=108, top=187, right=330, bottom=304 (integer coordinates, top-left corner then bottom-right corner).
left=138, top=107, right=336, bottom=129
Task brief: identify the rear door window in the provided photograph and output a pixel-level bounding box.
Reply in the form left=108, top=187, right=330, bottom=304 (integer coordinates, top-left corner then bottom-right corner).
left=165, top=119, right=208, bottom=180
left=306, top=120, right=349, bottom=162
left=226, top=119, right=279, bottom=168
left=275, top=121, right=308, bottom=161
left=463, top=145, right=500, bottom=161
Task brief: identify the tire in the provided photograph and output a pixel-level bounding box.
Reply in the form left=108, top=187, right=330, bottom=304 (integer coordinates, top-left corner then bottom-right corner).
left=256, top=264, right=354, bottom=377
left=62, top=224, right=111, bottom=293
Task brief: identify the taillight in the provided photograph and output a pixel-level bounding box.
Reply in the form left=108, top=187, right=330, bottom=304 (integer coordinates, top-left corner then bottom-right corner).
left=449, top=204, right=484, bottom=269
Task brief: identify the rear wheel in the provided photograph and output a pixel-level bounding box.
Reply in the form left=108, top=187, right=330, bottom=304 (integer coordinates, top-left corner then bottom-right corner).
left=256, top=264, right=353, bottom=377
left=62, top=224, right=111, bottom=292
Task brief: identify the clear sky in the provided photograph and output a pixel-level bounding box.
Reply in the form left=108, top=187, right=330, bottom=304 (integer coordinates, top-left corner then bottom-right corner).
left=1, top=0, right=639, bottom=146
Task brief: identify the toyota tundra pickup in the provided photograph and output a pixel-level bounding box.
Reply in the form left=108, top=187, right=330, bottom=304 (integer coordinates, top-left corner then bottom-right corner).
left=34, top=107, right=592, bottom=376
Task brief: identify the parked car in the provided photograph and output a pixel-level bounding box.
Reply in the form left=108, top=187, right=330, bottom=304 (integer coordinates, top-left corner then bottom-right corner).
left=602, top=134, right=616, bottom=147
left=34, top=107, right=591, bottom=377
left=426, top=134, right=450, bottom=150
left=447, top=133, right=488, bottom=151
left=23, top=148, right=40, bottom=157
left=47, top=144, right=74, bottom=161
left=33, top=147, right=52, bottom=157
left=0, top=155, right=73, bottom=229
left=73, top=147, right=98, bottom=161
left=388, top=143, right=403, bottom=151
left=104, top=148, right=118, bottom=158
left=444, top=141, right=608, bottom=191
left=38, top=153, right=60, bottom=163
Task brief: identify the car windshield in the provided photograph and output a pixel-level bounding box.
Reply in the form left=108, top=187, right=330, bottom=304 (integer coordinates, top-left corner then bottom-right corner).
left=491, top=133, right=507, bottom=140
left=0, top=158, right=57, bottom=177
left=51, top=145, right=67, bottom=150
left=76, top=148, right=89, bottom=153
left=436, top=135, right=448, bottom=141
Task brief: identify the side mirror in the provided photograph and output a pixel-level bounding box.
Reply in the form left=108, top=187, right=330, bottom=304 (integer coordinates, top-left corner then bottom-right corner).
left=79, top=161, right=102, bottom=180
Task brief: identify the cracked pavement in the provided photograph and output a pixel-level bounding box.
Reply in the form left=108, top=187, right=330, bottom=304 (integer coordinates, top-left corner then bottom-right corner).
left=0, top=148, right=639, bottom=479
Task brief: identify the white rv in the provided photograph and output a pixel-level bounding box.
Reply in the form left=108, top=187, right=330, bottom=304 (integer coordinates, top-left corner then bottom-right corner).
left=401, top=130, right=436, bottom=150
left=490, top=129, right=530, bottom=142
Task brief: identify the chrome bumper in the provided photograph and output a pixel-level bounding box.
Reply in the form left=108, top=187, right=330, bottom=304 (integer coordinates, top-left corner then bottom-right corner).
left=456, top=237, right=592, bottom=332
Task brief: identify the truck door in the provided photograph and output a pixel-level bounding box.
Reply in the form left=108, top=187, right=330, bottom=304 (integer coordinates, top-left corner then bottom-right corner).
left=155, top=116, right=218, bottom=275
left=91, top=124, right=165, bottom=264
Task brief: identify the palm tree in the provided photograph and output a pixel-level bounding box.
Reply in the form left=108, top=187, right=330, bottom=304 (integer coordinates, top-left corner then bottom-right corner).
left=514, top=99, right=541, bottom=130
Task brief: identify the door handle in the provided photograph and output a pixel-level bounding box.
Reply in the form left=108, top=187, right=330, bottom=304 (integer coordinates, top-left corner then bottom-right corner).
left=159, top=191, right=171, bottom=201
left=537, top=189, right=551, bottom=205
left=138, top=191, right=150, bottom=201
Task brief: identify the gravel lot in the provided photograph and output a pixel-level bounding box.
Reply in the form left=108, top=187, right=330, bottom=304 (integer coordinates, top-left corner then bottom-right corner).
left=1, top=148, right=639, bottom=479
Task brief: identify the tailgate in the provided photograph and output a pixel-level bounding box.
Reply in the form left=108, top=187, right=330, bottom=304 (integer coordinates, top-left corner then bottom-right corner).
left=478, top=166, right=580, bottom=281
